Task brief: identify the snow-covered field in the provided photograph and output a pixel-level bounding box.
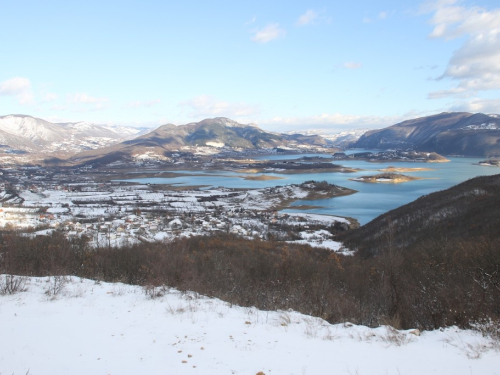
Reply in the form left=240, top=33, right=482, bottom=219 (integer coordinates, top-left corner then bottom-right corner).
left=1, top=276, right=498, bottom=375
left=3, top=184, right=351, bottom=252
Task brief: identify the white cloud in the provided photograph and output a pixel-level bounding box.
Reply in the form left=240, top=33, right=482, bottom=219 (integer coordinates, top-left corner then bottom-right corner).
left=424, top=1, right=500, bottom=98
left=296, top=10, right=318, bottom=26
left=126, top=99, right=161, bottom=109
left=50, top=104, right=69, bottom=111
left=0, top=77, right=31, bottom=95
left=0, top=77, right=34, bottom=104
left=261, top=113, right=410, bottom=131
left=427, top=87, right=469, bottom=99
left=245, top=16, right=257, bottom=26
left=362, top=10, right=390, bottom=24
left=180, top=95, right=260, bottom=120
left=42, top=92, right=58, bottom=103
left=67, top=92, right=109, bottom=112
left=16, top=92, right=35, bottom=104
left=343, top=62, right=363, bottom=70
left=449, top=98, right=500, bottom=113
left=251, top=23, right=286, bottom=43
left=68, top=93, right=108, bottom=104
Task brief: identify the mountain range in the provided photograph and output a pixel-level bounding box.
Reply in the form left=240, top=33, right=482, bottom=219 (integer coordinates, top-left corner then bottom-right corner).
left=353, top=112, right=500, bottom=157
left=67, top=117, right=330, bottom=165
left=2, top=111, right=500, bottom=164
left=0, top=114, right=150, bottom=156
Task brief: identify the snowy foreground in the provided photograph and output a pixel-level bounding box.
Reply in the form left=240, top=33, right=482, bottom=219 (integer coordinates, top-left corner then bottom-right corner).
left=1, top=277, right=498, bottom=375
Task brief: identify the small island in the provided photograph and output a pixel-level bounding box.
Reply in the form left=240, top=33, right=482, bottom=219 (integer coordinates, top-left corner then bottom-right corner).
left=333, top=150, right=449, bottom=163
left=242, top=174, right=285, bottom=181
left=379, top=166, right=433, bottom=173
left=477, top=159, right=500, bottom=167
left=350, top=173, right=422, bottom=184
left=237, top=161, right=358, bottom=174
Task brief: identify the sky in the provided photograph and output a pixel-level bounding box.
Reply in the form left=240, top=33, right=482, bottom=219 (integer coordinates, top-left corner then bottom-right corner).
left=1, top=0, right=499, bottom=132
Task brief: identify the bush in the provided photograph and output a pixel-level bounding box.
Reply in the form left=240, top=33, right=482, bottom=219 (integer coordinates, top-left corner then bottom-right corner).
left=0, top=230, right=499, bottom=330
left=0, top=274, right=27, bottom=295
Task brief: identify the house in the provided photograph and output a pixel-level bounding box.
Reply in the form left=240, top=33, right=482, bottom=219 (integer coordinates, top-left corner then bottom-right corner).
left=167, top=218, right=183, bottom=230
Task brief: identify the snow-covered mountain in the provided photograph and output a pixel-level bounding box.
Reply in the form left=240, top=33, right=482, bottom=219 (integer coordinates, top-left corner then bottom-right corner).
left=287, top=128, right=370, bottom=147
left=69, top=117, right=332, bottom=165
left=0, top=115, right=150, bottom=155
left=353, top=112, right=500, bottom=157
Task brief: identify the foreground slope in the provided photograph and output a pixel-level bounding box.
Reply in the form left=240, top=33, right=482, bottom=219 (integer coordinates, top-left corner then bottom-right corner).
left=353, top=112, right=500, bottom=157
left=1, top=276, right=498, bottom=375
left=339, top=173, right=500, bottom=256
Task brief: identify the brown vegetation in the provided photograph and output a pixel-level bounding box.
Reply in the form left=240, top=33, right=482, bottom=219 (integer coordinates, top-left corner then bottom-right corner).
left=1, top=229, right=498, bottom=331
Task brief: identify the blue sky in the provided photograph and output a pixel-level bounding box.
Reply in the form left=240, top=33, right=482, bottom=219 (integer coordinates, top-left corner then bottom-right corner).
left=1, top=0, right=499, bottom=131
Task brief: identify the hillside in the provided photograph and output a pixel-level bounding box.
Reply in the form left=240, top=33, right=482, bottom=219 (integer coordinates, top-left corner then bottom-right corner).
left=1, top=276, right=497, bottom=375
left=120, top=117, right=327, bottom=149
left=353, top=112, right=500, bottom=157
left=68, top=117, right=331, bottom=165
left=0, top=114, right=148, bottom=157
left=339, top=173, right=500, bottom=256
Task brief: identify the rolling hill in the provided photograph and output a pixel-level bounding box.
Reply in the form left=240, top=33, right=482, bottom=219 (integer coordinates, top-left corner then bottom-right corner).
left=353, top=112, right=500, bottom=157
left=68, top=117, right=331, bottom=165
left=339, top=173, right=500, bottom=257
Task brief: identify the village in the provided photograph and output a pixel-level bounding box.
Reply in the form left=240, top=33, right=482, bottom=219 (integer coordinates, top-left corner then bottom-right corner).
left=0, top=164, right=354, bottom=254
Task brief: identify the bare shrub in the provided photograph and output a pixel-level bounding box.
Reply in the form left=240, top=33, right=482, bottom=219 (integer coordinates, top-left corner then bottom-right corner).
left=0, top=228, right=498, bottom=332
left=110, top=284, right=126, bottom=296
left=443, top=332, right=493, bottom=359
left=44, top=275, right=68, bottom=298
left=0, top=274, right=28, bottom=295
left=303, top=317, right=321, bottom=338
left=381, top=326, right=415, bottom=346
left=278, top=311, right=292, bottom=327
left=144, top=283, right=166, bottom=299
left=165, top=304, right=187, bottom=315
left=379, top=314, right=402, bottom=331
left=471, top=319, right=500, bottom=351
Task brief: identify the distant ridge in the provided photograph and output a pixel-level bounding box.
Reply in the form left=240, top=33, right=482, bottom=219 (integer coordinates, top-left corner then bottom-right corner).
left=353, top=112, right=500, bottom=157
left=0, top=114, right=149, bottom=156
left=68, top=117, right=330, bottom=165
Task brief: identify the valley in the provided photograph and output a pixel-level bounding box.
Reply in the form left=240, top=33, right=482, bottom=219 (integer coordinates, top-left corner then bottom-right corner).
left=0, top=162, right=356, bottom=252
left=1, top=113, right=499, bottom=374
left=3, top=1, right=500, bottom=372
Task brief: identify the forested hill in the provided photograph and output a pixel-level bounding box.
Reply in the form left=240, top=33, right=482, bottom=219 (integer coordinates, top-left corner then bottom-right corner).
left=339, top=173, right=500, bottom=257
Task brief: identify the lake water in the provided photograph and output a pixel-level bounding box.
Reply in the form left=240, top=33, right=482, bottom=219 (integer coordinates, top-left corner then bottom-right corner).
left=118, top=152, right=499, bottom=225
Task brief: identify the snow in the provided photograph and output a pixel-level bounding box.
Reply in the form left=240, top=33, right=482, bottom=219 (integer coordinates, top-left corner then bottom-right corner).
left=4, top=181, right=352, bottom=250
left=285, top=212, right=350, bottom=224
left=0, top=115, right=61, bottom=142
left=0, top=276, right=498, bottom=375
left=47, top=207, right=69, bottom=213
left=0, top=115, right=142, bottom=154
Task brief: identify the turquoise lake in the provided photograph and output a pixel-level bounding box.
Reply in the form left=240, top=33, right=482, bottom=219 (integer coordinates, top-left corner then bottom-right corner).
left=119, top=151, right=499, bottom=225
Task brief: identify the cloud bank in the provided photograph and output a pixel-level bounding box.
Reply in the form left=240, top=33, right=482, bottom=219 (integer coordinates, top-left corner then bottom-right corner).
left=0, top=77, right=34, bottom=104
left=180, top=95, right=261, bottom=120
left=425, top=0, right=500, bottom=99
